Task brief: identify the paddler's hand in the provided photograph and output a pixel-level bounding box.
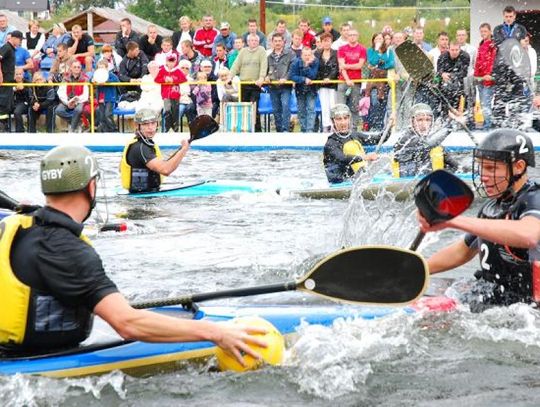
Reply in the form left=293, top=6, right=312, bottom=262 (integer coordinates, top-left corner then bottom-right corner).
left=533, top=95, right=540, bottom=109
left=417, top=210, right=456, bottom=233
left=214, top=323, right=268, bottom=367
left=180, top=138, right=189, bottom=151
left=448, top=109, right=466, bottom=125
left=365, top=152, right=378, bottom=161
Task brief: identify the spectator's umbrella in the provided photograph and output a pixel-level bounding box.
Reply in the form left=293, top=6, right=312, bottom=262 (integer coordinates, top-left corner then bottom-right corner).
left=498, top=38, right=531, bottom=81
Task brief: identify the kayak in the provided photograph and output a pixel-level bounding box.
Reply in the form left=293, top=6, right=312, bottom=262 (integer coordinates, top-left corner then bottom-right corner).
left=118, top=180, right=264, bottom=198
left=0, top=297, right=455, bottom=377
left=288, top=173, right=474, bottom=201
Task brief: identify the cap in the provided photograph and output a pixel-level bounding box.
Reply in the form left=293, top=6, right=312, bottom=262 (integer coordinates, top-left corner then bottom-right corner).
left=322, top=17, right=332, bottom=25
left=220, top=22, right=230, bottom=30
left=166, top=53, right=177, bottom=62
left=200, top=59, right=212, bottom=67
left=10, top=30, right=23, bottom=39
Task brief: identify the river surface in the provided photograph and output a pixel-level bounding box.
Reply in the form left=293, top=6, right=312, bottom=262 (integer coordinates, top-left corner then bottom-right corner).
left=1, top=148, right=540, bottom=406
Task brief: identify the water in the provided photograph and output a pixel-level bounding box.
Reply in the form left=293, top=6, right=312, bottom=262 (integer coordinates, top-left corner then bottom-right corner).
left=1, top=149, right=540, bottom=406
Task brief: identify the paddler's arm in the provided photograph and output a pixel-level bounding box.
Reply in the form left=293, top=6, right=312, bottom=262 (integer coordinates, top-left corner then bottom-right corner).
left=94, top=292, right=267, bottom=366
left=146, top=139, right=189, bottom=176
left=426, top=239, right=477, bottom=274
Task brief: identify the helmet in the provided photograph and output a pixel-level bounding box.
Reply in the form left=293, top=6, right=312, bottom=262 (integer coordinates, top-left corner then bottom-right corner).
left=135, top=108, right=159, bottom=124
left=330, top=104, right=351, bottom=120
left=410, top=103, right=433, bottom=118
left=41, top=145, right=99, bottom=194
left=474, top=129, right=535, bottom=167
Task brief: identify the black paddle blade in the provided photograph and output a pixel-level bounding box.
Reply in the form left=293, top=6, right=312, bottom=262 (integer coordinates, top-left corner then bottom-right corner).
left=394, top=41, right=434, bottom=82
left=0, top=190, right=19, bottom=211
left=414, top=170, right=474, bottom=225
left=189, top=115, right=219, bottom=142
left=298, top=246, right=428, bottom=305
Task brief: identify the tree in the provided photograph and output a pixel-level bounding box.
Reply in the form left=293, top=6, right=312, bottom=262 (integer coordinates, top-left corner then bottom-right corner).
left=128, top=0, right=197, bottom=30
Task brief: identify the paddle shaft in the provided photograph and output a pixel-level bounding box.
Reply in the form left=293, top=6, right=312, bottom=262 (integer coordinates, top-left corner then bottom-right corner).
left=0, top=190, right=19, bottom=211
left=131, top=281, right=298, bottom=309
left=409, top=230, right=425, bottom=251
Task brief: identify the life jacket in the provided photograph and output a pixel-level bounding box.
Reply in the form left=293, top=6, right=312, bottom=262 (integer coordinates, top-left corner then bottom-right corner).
left=391, top=146, right=445, bottom=178
left=0, top=214, right=92, bottom=348
left=475, top=183, right=540, bottom=304
left=342, top=139, right=367, bottom=173
left=120, top=136, right=164, bottom=192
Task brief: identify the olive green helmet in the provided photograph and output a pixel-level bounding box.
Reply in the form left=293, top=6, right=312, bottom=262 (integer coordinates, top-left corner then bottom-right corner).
left=330, top=103, right=351, bottom=119
left=41, top=145, right=99, bottom=194
left=135, top=108, right=159, bottom=124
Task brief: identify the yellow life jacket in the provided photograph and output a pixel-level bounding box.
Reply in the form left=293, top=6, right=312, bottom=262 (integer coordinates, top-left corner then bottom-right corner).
left=392, top=146, right=445, bottom=178
left=120, top=137, right=164, bottom=191
left=343, top=139, right=367, bottom=173
left=0, top=214, right=93, bottom=346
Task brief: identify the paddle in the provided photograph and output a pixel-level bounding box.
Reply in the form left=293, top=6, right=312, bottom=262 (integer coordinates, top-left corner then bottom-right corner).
left=188, top=114, right=219, bottom=143
left=409, top=169, right=475, bottom=251
left=0, top=190, right=20, bottom=211
left=131, top=244, right=429, bottom=309
left=394, top=41, right=479, bottom=145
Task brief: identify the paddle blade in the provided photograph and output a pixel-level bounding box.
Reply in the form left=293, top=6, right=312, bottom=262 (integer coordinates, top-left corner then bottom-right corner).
left=414, top=170, right=474, bottom=225
left=298, top=246, right=429, bottom=305
left=394, top=41, right=434, bottom=82
left=189, top=115, right=219, bottom=142
left=0, top=190, right=19, bottom=211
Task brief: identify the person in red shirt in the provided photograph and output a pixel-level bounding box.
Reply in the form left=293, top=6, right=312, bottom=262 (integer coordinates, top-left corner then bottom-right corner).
left=298, top=18, right=316, bottom=49
left=155, top=53, right=187, bottom=131
left=474, top=22, right=497, bottom=130
left=192, top=15, right=219, bottom=58
left=337, top=29, right=366, bottom=131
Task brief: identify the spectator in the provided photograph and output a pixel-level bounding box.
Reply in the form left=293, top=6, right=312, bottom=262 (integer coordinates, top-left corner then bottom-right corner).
left=316, top=17, right=339, bottom=42
left=180, top=40, right=204, bottom=77
left=227, top=37, right=244, bottom=69
left=154, top=37, right=180, bottom=67
left=216, top=67, right=239, bottom=103
left=492, top=5, right=529, bottom=127
left=474, top=22, right=496, bottom=129
left=0, top=13, right=15, bottom=46
left=289, top=47, right=319, bottom=132
left=298, top=18, right=316, bottom=49
left=436, top=41, right=470, bottom=117
left=193, top=15, right=219, bottom=58
left=177, top=59, right=196, bottom=124
left=336, top=28, right=366, bottom=131
left=428, top=31, right=449, bottom=71
left=521, top=34, right=537, bottom=95
left=115, top=18, right=139, bottom=58
left=14, top=40, right=33, bottom=81
left=213, top=22, right=237, bottom=55
left=12, top=67, right=30, bottom=132
left=41, top=23, right=69, bottom=59
left=0, top=30, right=21, bottom=130
left=49, top=43, right=73, bottom=83
left=92, top=60, right=119, bottom=133
left=22, top=20, right=45, bottom=69
left=98, top=44, right=122, bottom=75
left=315, top=32, right=339, bottom=132
left=28, top=71, right=55, bottom=133
left=139, top=24, right=163, bottom=61
left=456, top=28, right=477, bottom=108
left=383, top=32, right=392, bottom=49
left=267, top=19, right=291, bottom=50
left=290, top=29, right=304, bottom=57
left=366, top=32, right=395, bottom=131
left=242, top=19, right=267, bottom=49
left=172, top=16, right=195, bottom=53
left=155, top=53, right=186, bottom=132
left=331, top=23, right=351, bottom=51
left=137, top=61, right=163, bottom=114
left=192, top=71, right=213, bottom=116
left=266, top=32, right=295, bottom=132
left=56, top=60, right=89, bottom=132
left=66, top=24, right=95, bottom=72
left=412, top=27, right=432, bottom=52
left=229, top=33, right=268, bottom=132
left=118, top=41, right=149, bottom=95
left=212, top=43, right=228, bottom=77
left=390, top=31, right=410, bottom=130
left=200, top=59, right=220, bottom=118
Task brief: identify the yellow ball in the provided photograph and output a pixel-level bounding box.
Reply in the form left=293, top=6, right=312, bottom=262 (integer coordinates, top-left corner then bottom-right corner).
left=216, top=316, right=285, bottom=372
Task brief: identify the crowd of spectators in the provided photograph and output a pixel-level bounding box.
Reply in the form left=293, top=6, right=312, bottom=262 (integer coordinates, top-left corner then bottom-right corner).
left=0, top=5, right=538, bottom=133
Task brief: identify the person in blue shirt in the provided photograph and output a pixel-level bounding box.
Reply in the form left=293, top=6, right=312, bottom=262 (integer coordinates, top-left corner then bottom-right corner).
left=15, top=45, right=32, bottom=81
left=289, top=47, right=320, bottom=132
left=93, top=60, right=119, bottom=132
left=0, top=13, right=15, bottom=46
left=212, top=22, right=237, bottom=55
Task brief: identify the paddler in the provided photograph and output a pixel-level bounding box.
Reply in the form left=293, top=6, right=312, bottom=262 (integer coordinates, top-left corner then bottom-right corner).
left=323, top=103, right=378, bottom=184
left=392, top=103, right=459, bottom=177
left=120, top=108, right=189, bottom=193
left=0, top=145, right=267, bottom=364
left=417, top=129, right=540, bottom=310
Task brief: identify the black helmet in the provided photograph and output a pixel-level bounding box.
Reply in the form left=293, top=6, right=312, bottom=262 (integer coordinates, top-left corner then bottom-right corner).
left=474, top=129, right=535, bottom=167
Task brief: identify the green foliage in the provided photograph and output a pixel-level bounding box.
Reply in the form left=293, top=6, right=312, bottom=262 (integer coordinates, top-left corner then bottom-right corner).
left=128, top=0, right=197, bottom=30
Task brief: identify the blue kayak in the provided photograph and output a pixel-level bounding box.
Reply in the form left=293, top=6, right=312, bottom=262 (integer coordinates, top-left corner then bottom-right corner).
left=118, top=180, right=263, bottom=198
left=0, top=298, right=454, bottom=377
left=290, top=173, right=473, bottom=200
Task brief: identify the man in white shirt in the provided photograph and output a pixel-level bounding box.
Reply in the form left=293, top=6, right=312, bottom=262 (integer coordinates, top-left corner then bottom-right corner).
left=331, top=23, right=351, bottom=51
left=428, top=31, right=449, bottom=71
left=456, top=28, right=477, bottom=108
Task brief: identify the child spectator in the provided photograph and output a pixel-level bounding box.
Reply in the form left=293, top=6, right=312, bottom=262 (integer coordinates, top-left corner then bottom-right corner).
left=154, top=37, right=180, bottom=67
left=227, top=37, right=244, bottom=69
left=137, top=60, right=164, bottom=113
left=192, top=71, right=213, bottom=116
left=155, top=53, right=187, bottom=131
left=92, top=60, right=119, bottom=132
left=28, top=71, right=56, bottom=133
left=12, top=67, right=31, bottom=132
left=289, top=47, right=319, bottom=132
left=358, top=91, right=370, bottom=130
left=216, top=67, right=239, bottom=102
left=291, top=29, right=304, bottom=57
left=178, top=59, right=196, bottom=123
left=98, top=44, right=122, bottom=75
